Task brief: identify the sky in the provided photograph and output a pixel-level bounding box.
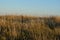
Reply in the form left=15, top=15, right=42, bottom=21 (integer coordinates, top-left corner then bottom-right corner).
left=0, top=0, right=60, bottom=16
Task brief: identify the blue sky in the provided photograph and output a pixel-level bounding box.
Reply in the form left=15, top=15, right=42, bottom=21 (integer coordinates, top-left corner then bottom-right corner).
left=0, top=0, right=60, bottom=16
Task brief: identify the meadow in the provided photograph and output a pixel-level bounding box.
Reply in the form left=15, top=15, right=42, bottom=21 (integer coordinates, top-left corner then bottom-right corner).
left=0, top=15, right=60, bottom=40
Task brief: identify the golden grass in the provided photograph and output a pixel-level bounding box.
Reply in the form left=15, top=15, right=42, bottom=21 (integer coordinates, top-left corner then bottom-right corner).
left=0, top=15, right=60, bottom=40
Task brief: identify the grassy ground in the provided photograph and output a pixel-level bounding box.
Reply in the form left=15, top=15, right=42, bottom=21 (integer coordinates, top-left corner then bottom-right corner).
left=0, top=15, right=60, bottom=40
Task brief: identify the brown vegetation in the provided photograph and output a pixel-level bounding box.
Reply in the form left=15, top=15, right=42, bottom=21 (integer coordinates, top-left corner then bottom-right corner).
left=0, top=15, right=60, bottom=40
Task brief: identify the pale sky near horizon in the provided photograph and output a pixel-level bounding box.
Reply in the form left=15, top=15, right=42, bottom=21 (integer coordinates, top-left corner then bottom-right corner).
left=0, top=0, right=60, bottom=16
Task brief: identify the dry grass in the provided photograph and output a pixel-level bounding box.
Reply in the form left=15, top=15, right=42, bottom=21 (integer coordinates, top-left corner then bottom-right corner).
left=0, top=15, right=60, bottom=40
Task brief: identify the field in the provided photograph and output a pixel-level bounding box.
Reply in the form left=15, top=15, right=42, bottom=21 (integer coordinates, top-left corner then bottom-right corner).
left=0, top=15, right=60, bottom=40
